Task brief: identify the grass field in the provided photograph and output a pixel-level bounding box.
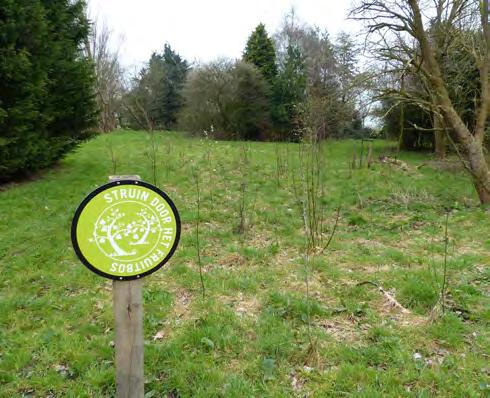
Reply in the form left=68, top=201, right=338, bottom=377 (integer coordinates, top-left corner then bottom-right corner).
left=0, top=130, right=489, bottom=397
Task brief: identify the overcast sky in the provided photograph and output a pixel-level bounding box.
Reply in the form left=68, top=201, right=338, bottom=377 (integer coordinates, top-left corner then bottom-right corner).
left=88, top=0, right=359, bottom=70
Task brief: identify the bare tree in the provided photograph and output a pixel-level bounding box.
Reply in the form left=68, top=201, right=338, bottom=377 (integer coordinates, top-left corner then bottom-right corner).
left=179, top=59, right=236, bottom=137
left=275, top=10, right=371, bottom=138
left=85, top=18, right=124, bottom=133
left=352, top=0, right=490, bottom=204
left=121, top=82, right=155, bottom=132
left=120, top=61, right=162, bottom=132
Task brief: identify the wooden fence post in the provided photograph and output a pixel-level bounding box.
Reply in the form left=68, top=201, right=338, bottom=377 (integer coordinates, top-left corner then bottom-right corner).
left=109, top=175, right=144, bottom=398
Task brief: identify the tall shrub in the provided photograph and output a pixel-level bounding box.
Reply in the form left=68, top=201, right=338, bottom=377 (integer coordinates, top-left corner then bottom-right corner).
left=0, top=0, right=97, bottom=181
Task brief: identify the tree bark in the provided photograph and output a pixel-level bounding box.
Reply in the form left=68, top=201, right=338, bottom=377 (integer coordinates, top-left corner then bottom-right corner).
left=468, top=139, right=490, bottom=204
left=434, top=115, right=446, bottom=159
left=398, top=74, right=405, bottom=152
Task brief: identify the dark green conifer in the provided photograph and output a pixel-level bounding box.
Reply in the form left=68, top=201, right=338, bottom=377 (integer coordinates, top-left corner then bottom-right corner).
left=243, top=23, right=278, bottom=85
left=0, top=0, right=97, bottom=181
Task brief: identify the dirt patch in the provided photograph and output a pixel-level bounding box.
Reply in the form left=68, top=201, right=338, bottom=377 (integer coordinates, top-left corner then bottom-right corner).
left=317, top=317, right=370, bottom=342
left=354, top=238, right=386, bottom=249
left=152, top=287, right=194, bottom=340
left=379, top=156, right=413, bottom=172
left=181, top=223, right=193, bottom=234
left=273, top=248, right=298, bottom=267
left=370, top=293, right=427, bottom=327
left=173, top=288, right=192, bottom=319
left=359, top=264, right=394, bottom=273
left=284, top=272, right=333, bottom=300
left=290, top=369, right=307, bottom=394
left=222, top=292, right=260, bottom=318
left=216, top=253, right=246, bottom=268
left=427, top=159, right=464, bottom=173
left=247, top=231, right=276, bottom=249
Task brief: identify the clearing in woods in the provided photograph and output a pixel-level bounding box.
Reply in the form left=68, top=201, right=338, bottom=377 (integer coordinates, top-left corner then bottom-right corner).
left=0, top=130, right=488, bottom=396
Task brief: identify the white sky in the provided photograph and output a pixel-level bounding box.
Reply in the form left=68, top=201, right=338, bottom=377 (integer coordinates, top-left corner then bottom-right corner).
left=88, top=0, right=359, bottom=70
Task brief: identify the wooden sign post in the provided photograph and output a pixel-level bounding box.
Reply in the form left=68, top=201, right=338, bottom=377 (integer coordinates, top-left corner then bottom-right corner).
left=71, top=175, right=181, bottom=397
left=110, top=175, right=144, bottom=398
left=113, top=276, right=144, bottom=397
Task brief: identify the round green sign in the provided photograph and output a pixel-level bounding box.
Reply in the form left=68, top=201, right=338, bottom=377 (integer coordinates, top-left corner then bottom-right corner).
left=71, top=180, right=181, bottom=280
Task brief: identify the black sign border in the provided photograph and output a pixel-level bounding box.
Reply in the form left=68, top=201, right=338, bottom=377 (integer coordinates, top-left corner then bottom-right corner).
left=71, top=180, right=181, bottom=281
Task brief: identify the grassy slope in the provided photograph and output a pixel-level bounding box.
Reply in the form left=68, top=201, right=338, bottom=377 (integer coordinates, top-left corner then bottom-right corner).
left=0, top=130, right=488, bottom=397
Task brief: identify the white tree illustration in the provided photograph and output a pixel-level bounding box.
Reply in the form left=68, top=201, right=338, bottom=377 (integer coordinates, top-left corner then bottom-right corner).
left=128, top=209, right=160, bottom=246
left=90, top=207, right=162, bottom=257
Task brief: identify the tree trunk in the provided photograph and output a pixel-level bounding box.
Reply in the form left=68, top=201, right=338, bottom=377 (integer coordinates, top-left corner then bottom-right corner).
left=441, top=99, right=490, bottom=205
left=433, top=115, right=446, bottom=159
left=397, top=102, right=405, bottom=152
left=408, top=0, right=490, bottom=204
left=397, top=74, right=405, bottom=152
left=467, top=139, right=490, bottom=204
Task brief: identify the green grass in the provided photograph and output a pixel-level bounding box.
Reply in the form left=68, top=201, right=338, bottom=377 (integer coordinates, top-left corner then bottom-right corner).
left=0, top=130, right=489, bottom=397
